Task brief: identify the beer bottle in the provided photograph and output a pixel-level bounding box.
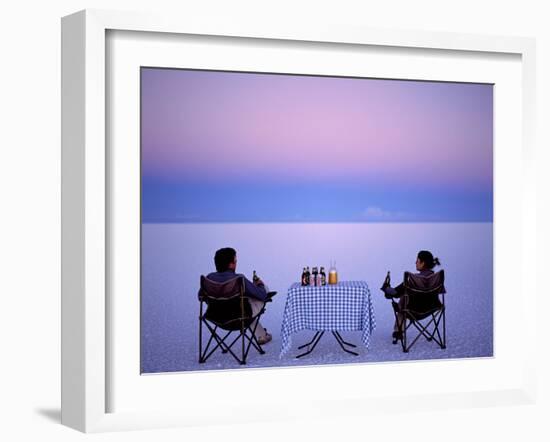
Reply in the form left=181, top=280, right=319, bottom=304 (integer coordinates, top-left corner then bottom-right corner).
left=305, top=267, right=311, bottom=286
left=312, top=267, right=318, bottom=286
left=380, top=271, right=391, bottom=291
left=301, top=267, right=307, bottom=286
left=320, top=267, right=326, bottom=286
left=253, top=270, right=259, bottom=284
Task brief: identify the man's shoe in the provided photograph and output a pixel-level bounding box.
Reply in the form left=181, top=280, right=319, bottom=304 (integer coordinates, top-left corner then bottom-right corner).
left=257, top=333, right=272, bottom=345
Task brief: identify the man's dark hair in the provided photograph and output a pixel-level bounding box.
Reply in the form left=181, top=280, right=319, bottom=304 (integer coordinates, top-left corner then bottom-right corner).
left=214, top=247, right=236, bottom=272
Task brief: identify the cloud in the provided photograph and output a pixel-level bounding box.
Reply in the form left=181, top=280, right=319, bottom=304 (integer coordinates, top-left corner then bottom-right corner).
left=361, top=206, right=409, bottom=221
left=174, top=213, right=201, bottom=221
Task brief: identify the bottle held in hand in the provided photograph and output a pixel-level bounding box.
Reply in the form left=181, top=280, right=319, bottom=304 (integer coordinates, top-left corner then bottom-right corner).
left=381, top=271, right=391, bottom=291
left=253, top=270, right=260, bottom=284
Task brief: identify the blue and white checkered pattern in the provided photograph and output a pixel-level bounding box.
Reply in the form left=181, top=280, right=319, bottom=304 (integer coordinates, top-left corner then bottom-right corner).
left=280, top=281, right=376, bottom=356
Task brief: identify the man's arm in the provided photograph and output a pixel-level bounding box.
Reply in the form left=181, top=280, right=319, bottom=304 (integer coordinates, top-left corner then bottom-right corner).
left=241, top=275, right=268, bottom=301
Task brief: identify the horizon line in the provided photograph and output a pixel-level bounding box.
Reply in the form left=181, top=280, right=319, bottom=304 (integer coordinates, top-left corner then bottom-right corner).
left=141, top=220, right=494, bottom=225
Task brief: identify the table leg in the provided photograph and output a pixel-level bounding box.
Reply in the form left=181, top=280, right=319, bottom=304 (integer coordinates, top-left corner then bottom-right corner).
left=295, top=331, right=359, bottom=358
left=296, top=331, right=325, bottom=358
left=332, top=331, right=359, bottom=356
left=297, top=331, right=322, bottom=350
left=333, top=331, right=357, bottom=348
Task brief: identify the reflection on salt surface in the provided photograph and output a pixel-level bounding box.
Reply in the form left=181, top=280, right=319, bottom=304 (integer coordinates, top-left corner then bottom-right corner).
left=141, top=223, right=493, bottom=373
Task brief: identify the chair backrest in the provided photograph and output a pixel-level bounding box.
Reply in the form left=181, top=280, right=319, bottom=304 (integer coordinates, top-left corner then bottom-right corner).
left=199, top=275, right=245, bottom=301
left=199, top=275, right=252, bottom=327
left=402, top=270, right=445, bottom=316
left=403, top=270, right=445, bottom=295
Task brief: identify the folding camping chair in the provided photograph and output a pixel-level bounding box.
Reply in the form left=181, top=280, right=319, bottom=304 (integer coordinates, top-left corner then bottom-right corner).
left=198, top=275, right=275, bottom=365
left=391, top=270, right=446, bottom=353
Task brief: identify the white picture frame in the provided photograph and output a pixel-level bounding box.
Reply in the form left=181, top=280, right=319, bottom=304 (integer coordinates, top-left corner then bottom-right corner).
left=61, top=9, right=537, bottom=433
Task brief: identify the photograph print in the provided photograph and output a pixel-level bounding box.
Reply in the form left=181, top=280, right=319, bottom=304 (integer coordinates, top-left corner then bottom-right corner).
left=140, top=67, right=493, bottom=374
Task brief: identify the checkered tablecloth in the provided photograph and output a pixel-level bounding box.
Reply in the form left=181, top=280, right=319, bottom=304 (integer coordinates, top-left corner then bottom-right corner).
left=280, top=281, right=376, bottom=356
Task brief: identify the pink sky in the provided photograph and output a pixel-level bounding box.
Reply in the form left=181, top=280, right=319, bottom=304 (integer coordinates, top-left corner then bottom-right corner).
left=142, top=69, right=492, bottom=191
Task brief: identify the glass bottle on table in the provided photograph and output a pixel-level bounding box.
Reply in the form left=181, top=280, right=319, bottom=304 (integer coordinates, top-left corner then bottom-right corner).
left=311, top=267, right=318, bottom=286
left=328, top=261, right=338, bottom=285
left=305, top=267, right=311, bottom=286
left=320, top=267, right=327, bottom=286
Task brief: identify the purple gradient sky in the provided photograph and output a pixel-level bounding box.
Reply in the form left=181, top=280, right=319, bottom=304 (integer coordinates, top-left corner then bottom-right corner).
left=141, top=68, right=493, bottom=222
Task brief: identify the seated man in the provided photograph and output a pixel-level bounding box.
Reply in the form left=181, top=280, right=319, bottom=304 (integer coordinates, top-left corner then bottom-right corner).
left=205, top=247, right=272, bottom=345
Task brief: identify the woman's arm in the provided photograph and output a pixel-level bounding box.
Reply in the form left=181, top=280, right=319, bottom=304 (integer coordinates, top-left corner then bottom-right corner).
left=383, top=283, right=404, bottom=298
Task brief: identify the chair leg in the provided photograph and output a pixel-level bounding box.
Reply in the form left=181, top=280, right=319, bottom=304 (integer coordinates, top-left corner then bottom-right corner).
left=247, top=319, right=265, bottom=354
left=442, top=307, right=446, bottom=349
left=400, top=309, right=447, bottom=353
left=201, top=332, right=220, bottom=362
left=432, top=313, right=444, bottom=348
left=427, top=312, right=442, bottom=343
left=199, top=303, right=203, bottom=363
left=200, top=321, right=241, bottom=363
left=199, top=325, right=218, bottom=362
left=427, top=314, right=435, bottom=341
left=402, top=318, right=408, bottom=352
left=199, top=321, right=223, bottom=363
left=199, top=318, right=268, bottom=366
left=391, top=301, right=402, bottom=345
left=241, top=320, right=246, bottom=365
left=405, top=320, right=428, bottom=352
left=245, top=331, right=265, bottom=354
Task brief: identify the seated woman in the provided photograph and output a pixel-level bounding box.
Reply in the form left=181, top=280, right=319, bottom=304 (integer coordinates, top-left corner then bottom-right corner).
left=381, top=250, right=442, bottom=342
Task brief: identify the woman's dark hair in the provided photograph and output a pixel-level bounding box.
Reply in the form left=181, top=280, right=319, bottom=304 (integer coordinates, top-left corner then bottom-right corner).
left=417, top=250, right=441, bottom=269
left=214, top=247, right=236, bottom=272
